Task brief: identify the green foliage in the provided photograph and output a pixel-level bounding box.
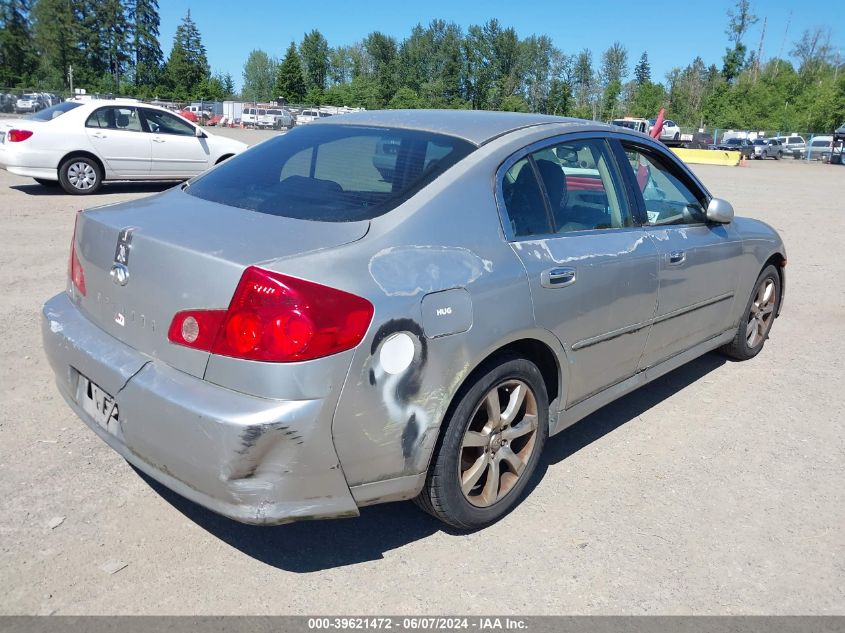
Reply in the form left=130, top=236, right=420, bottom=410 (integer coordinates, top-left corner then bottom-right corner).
left=1, top=0, right=841, bottom=134
left=300, top=29, right=329, bottom=94
left=629, top=80, right=666, bottom=118
left=634, top=52, right=650, bottom=85
left=601, top=79, right=622, bottom=120
left=165, top=10, right=209, bottom=96
left=275, top=42, right=306, bottom=103
left=364, top=31, right=398, bottom=106
left=499, top=94, right=529, bottom=112
left=129, top=0, right=163, bottom=87
left=0, top=0, right=38, bottom=85
left=241, top=49, right=276, bottom=102
left=387, top=86, right=421, bottom=109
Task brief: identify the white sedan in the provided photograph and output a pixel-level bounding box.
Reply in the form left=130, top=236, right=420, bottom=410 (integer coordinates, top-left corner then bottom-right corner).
left=648, top=118, right=682, bottom=141
left=0, top=99, right=247, bottom=194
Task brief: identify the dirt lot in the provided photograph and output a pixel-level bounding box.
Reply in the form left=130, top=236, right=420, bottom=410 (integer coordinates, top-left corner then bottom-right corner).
left=0, top=129, right=843, bottom=615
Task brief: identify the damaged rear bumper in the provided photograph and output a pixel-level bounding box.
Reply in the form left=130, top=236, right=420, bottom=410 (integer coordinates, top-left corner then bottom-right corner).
left=41, top=292, right=360, bottom=525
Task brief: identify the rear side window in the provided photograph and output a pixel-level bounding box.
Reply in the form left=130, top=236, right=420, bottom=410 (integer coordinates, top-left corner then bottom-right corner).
left=86, top=106, right=142, bottom=132
left=502, top=138, right=631, bottom=237
left=29, top=101, right=81, bottom=121
left=186, top=125, right=475, bottom=221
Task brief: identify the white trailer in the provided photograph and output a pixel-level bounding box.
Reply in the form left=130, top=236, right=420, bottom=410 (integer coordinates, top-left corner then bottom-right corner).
left=222, top=101, right=244, bottom=124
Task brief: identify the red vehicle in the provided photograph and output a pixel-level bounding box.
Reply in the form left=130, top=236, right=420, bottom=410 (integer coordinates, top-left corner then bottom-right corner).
left=179, top=109, right=199, bottom=123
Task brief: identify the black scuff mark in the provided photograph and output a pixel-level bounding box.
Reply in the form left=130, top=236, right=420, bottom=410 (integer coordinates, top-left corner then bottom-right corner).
left=370, top=318, right=428, bottom=401
left=402, top=413, right=422, bottom=459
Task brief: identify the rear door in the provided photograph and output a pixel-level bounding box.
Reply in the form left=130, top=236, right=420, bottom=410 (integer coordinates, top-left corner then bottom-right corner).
left=617, top=140, right=742, bottom=368
left=499, top=135, right=658, bottom=405
left=84, top=106, right=151, bottom=177
left=140, top=107, right=210, bottom=177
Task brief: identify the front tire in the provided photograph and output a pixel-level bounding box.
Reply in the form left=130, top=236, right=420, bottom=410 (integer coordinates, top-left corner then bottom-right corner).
left=415, top=354, right=548, bottom=530
left=720, top=265, right=780, bottom=360
left=58, top=156, right=102, bottom=195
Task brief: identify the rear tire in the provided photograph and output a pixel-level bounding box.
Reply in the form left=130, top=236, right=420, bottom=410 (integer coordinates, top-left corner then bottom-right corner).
left=720, top=265, right=780, bottom=361
left=58, top=156, right=102, bottom=195
left=34, top=178, right=60, bottom=187
left=415, top=354, right=548, bottom=530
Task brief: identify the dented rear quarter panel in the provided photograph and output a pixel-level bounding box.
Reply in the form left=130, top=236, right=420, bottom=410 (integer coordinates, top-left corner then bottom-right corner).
left=258, top=125, right=581, bottom=494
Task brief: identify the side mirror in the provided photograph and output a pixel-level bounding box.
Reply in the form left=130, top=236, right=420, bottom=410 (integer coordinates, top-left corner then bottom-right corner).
left=195, top=127, right=205, bottom=138
left=706, top=197, right=734, bottom=224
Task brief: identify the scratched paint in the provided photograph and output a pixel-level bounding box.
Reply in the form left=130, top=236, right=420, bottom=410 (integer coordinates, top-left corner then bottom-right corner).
left=369, top=245, right=493, bottom=297
left=369, top=319, right=430, bottom=462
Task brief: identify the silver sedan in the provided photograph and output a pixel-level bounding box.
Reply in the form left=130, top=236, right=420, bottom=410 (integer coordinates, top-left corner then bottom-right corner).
left=42, top=111, right=786, bottom=530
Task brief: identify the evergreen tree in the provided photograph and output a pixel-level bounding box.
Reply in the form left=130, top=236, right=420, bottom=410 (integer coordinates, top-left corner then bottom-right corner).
left=129, top=0, right=162, bottom=87
left=31, top=0, right=80, bottom=89
left=98, top=0, right=131, bottom=90
left=165, top=10, right=209, bottom=96
left=0, top=0, right=37, bottom=86
left=299, top=29, right=329, bottom=94
left=221, top=72, right=235, bottom=97
left=634, top=52, right=651, bottom=85
left=275, top=42, right=306, bottom=103
left=364, top=31, right=398, bottom=107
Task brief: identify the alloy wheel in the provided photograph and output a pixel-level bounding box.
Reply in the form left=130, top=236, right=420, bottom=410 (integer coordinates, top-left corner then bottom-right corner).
left=459, top=379, right=539, bottom=508
left=746, top=278, right=777, bottom=348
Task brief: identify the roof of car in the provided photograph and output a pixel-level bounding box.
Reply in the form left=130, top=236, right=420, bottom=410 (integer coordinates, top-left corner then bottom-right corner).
left=312, top=109, right=587, bottom=145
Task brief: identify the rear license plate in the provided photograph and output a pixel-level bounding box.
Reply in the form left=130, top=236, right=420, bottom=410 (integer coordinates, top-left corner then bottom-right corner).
left=0, top=131, right=5, bottom=143
left=77, top=374, right=120, bottom=435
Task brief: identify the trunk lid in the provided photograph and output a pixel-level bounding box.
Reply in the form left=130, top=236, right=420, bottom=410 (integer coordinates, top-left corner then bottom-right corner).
left=74, top=186, right=369, bottom=378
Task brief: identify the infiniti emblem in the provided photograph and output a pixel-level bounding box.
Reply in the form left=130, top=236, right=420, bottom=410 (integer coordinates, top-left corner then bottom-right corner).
left=110, top=227, right=135, bottom=286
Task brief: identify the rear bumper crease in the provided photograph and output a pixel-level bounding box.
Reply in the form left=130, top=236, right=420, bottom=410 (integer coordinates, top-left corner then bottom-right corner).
left=42, top=292, right=360, bottom=525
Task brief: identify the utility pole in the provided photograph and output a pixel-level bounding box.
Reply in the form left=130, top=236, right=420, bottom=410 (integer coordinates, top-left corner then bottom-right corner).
left=773, top=11, right=791, bottom=78
left=67, top=65, right=74, bottom=96
left=753, top=16, right=767, bottom=83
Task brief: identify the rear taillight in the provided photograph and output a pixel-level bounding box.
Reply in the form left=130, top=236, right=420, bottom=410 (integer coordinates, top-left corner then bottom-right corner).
left=8, top=129, right=33, bottom=142
left=68, top=210, right=86, bottom=296
left=168, top=266, right=374, bottom=362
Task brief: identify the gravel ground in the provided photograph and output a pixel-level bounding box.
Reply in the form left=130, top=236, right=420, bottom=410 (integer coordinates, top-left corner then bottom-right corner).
left=0, top=129, right=843, bottom=615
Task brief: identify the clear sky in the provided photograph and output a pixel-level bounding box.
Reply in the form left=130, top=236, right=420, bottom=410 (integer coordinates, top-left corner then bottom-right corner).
left=158, top=0, right=844, bottom=91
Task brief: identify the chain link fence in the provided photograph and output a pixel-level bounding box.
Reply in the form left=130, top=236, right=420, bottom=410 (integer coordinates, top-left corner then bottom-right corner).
left=676, top=125, right=843, bottom=162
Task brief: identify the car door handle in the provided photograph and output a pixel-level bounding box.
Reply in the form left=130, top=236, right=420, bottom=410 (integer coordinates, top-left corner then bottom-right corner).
left=540, top=267, right=576, bottom=288
left=91, top=132, right=106, bottom=139
left=667, top=250, right=686, bottom=265
left=152, top=137, right=165, bottom=143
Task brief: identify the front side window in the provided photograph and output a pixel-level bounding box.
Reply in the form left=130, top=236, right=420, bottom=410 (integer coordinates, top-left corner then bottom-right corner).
left=501, top=138, right=631, bottom=237
left=622, top=144, right=707, bottom=226
left=186, top=125, right=474, bottom=222
left=85, top=106, right=142, bottom=131
left=141, top=109, right=195, bottom=136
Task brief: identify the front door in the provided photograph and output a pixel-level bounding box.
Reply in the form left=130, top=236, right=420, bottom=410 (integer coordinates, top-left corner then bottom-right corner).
left=499, top=136, right=659, bottom=405
left=84, top=106, right=151, bottom=177
left=140, top=108, right=210, bottom=177
left=618, top=141, right=743, bottom=368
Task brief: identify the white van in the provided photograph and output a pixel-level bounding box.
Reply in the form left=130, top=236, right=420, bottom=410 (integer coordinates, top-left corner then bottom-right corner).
left=242, top=107, right=267, bottom=128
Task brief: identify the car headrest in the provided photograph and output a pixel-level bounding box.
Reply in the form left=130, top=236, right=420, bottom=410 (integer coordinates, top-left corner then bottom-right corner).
left=117, top=113, right=130, bottom=128
left=534, top=159, right=567, bottom=210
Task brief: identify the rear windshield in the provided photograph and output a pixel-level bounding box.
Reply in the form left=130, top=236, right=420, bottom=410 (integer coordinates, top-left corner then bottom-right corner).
left=186, top=125, right=475, bottom=222
left=29, top=101, right=81, bottom=121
